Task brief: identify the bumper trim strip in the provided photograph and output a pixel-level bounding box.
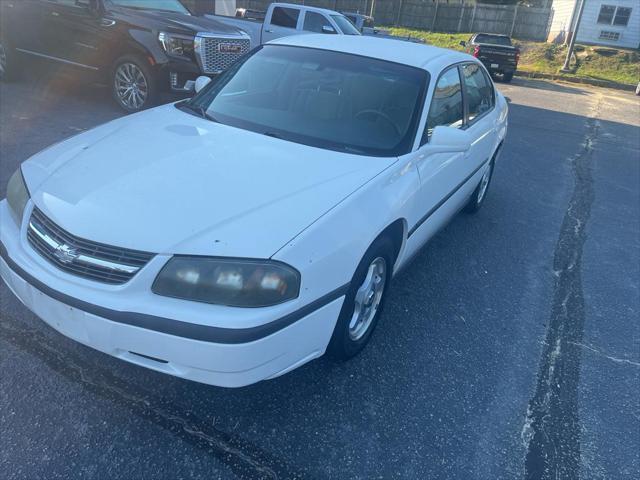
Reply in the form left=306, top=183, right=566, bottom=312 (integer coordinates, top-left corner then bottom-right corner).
left=0, top=242, right=348, bottom=344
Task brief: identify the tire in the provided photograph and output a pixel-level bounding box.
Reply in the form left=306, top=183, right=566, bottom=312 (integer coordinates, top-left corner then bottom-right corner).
left=0, top=40, right=21, bottom=82
left=111, top=55, right=157, bottom=113
left=502, top=72, right=514, bottom=83
left=327, top=236, right=395, bottom=360
left=464, top=160, right=495, bottom=214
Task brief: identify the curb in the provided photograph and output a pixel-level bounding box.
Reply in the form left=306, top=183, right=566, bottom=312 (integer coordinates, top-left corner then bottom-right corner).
left=514, top=70, right=636, bottom=92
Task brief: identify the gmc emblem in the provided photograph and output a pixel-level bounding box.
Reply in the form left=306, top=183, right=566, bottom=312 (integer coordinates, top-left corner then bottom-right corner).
left=218, top=43, right=242, bottom=54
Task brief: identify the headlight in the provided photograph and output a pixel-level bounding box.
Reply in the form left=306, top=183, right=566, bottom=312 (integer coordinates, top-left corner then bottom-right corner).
left=158, top=32, right=195, bottom=58
left=6, top=167, right=30, bottom=225
left=152, top=257, right=301, bottom=307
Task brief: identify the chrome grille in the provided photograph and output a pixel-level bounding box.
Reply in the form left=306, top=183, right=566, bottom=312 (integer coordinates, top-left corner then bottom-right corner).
left=27, top=208, right=154, bottom=285
left=196, top=36, right=251, bottom=74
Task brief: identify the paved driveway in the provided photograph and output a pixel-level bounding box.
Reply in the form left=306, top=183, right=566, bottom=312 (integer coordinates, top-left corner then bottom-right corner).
left=1, top=73, right=638, bottom=480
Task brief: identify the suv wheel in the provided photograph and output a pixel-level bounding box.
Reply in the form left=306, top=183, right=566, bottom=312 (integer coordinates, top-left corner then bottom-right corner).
left=327, top=236, right=395, bottom=360
left=0, top=41, right=20, bottom=82
left=112, top=55, right=157, bottom=112
left=502, top=72, right=514, bottom=83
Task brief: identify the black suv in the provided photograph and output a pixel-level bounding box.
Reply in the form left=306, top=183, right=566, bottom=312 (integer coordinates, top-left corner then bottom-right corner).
left=0, top=0, right=250, bottom=111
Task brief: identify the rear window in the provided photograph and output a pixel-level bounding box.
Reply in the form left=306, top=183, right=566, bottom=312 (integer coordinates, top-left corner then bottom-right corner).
left=474, top=34, right=512, bottom=46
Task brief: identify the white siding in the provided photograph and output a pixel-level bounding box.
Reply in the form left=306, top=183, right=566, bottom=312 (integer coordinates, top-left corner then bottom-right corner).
left=576, top=0, right=640, bottom=49
left=548, top=0, right=578, bottom=43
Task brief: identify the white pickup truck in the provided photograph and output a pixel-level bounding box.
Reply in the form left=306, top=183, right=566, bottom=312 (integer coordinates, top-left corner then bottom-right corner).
left=207, top=2, right=361, bottom=48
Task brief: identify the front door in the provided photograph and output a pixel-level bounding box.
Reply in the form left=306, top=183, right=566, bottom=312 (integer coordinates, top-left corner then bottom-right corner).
left=39, top=0, right=102, bottom=71
left=406, top=65, right=469, bottom=250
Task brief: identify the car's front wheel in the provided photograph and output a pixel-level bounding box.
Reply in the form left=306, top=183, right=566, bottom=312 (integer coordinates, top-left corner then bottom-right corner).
left=502, top=72, right=514, bottom=83
left=112, top=55, right=157, bottom=113
left=327, top=236, right=395, bottom=360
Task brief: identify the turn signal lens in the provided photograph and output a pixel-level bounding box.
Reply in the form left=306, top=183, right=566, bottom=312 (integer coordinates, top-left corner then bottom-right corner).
left=6, top=167, right=30, bottom=226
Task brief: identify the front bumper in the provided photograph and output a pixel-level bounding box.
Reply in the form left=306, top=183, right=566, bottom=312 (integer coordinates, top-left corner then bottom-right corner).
left=0, top=200, right=344, bottom=387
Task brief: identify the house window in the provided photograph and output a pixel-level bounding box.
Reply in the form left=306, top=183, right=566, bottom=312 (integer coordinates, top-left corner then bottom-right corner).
left=598, top=5, right=632, bottom=26
left=599, top=30, right=621, bottom=41
left=613, top=7, right=632, bottom=26
left=598, top=5, right=616, bottom=24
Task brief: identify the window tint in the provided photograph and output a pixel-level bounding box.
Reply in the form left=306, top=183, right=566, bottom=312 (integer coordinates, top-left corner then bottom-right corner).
left=271, top=7, right=299, bottom=29
left=303, top=12, right=333, bottom=33
left=597, top=5, right=616, bottom=24
left=613, top=7, right=632, bottom=26
left=189, top=45, right=429, bottom=157
left=462, top=63, right=494, bottom=123
left=423, top=67, right=463, bottom=144
left=331, top=15, right=361, bottom=35
left=474, top=34, right=512, bottom=46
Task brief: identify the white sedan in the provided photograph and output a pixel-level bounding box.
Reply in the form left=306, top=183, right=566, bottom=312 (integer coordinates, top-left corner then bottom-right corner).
left=0, top=35, right=508, bottom=387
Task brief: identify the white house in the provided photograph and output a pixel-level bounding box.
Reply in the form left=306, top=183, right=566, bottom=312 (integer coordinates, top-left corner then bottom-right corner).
left=548, top=0, right=640, bottom=49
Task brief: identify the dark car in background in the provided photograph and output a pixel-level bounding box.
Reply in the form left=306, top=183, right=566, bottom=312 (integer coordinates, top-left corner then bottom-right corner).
left=461, top=33, right=520, bottom=82
left=0, top=0, right=250, bottom=111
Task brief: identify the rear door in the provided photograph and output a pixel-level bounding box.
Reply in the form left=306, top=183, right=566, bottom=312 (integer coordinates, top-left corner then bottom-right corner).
left=262, top=5, right=301, bottom=43
left=1, top=0, right=45, bottom=54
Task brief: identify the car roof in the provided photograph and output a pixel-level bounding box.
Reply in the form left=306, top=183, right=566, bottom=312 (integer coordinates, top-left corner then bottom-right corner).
left=269, top=34, right=471, bottom=71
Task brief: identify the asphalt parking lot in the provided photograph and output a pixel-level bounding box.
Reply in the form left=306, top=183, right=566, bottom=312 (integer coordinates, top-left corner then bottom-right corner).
left=1, top=71, right=639, bottom=480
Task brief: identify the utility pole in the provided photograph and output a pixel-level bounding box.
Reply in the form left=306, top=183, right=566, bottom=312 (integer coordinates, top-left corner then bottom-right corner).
left=561, top=0, right=586, bottom=72
left=369, top=0, right=376, bottom=18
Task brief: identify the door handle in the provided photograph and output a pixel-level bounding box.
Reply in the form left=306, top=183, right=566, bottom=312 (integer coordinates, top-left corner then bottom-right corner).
left=100, top=18, right=116, bottom=27
left=264, top=29, right=273, bottom=33
left=51, top=11, right=60, bottom=17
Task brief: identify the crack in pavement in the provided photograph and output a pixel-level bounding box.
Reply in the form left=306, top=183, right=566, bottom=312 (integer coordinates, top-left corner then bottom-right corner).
left=568, top=341, right=640, bottom=368
left=0, top=320, right=309, bottom=480
left=522, top=94, right=602, bottom=480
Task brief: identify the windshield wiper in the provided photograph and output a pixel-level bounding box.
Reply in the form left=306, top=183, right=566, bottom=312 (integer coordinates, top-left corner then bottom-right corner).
left=176, top=101, right=219, bottom=123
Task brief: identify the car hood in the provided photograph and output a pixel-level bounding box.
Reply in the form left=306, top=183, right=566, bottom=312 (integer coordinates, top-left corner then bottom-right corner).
left=22, top=104, right=395, bottom=258
left=112, top=7, right=246, bottom=37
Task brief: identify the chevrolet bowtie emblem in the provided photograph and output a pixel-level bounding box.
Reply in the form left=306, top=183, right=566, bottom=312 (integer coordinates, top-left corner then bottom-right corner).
left=53, top=244, right=79, bottom=264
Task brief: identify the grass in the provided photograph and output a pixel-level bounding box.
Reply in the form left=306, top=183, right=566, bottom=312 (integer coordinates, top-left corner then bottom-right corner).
left=388, top=27, right=640, bottom=86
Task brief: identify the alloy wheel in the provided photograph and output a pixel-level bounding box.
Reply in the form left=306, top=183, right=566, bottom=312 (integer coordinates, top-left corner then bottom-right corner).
left=477, top=163, right=493, bottom=204
left=0, top=42, right=7, bottom=79
left=348, top=257, right=387, bottom=341
left=114, top=62, right=148, bottom=110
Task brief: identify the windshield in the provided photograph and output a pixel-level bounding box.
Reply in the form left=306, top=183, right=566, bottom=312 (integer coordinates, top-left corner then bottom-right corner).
left=187, top=45, right=428, bottom=157
left=331, top=15, right=362, bottom=36
left=475, top=34, right=512, bottom=46
left=109, top=0, right=190, bottom=14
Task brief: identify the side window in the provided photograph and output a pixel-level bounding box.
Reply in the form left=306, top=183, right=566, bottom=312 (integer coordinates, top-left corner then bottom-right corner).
left=461, top=63, right=494, bottom=123
left=422, top=66, right=464, bottom=144
left=303, top=12, right=332, bottom=33
left=271, top=7, right=299, bottom=29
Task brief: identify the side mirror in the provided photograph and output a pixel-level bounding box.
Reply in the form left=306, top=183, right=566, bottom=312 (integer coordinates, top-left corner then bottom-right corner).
left=322, top=25, right=337, bottom=34
left=459, top=41, right=466, bottom=47
left=428, top=126, right=472, bottom=153
left=194, top=76, right=212, bottom=93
